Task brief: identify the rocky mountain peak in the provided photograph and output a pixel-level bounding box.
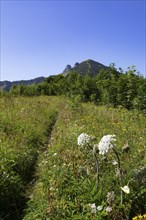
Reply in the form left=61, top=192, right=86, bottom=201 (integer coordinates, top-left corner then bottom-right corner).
left=63, top=64, right=72, bottom=73
left=74, top=62, right=79, bottom=68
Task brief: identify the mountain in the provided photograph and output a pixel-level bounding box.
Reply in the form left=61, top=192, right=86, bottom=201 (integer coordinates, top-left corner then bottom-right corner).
left=0, top=59, right=108, bottom=92
left=62, top=59, right=108, bottom=77
left=0, top=77, right=45, bottom=92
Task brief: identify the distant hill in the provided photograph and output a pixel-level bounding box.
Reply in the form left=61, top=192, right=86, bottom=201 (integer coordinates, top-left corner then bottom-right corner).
left=62, top=59, right=108, bottom=77
left=0, top=59, right=108, bottom=92
left=0, top=77, right=45, bottom=92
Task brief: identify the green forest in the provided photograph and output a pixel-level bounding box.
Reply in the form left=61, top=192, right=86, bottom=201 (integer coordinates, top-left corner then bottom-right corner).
left=3, top=64, right=146, bottom=111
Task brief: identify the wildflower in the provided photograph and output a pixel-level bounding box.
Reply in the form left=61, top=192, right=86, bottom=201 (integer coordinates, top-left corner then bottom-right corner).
left=97, top=205, right=103, bottom=211
left=50, top=186, right=55, bottom=191
left=112, top=160, right=118, bottom=165
left=106, top=206, right=112, bottom=212
left=132, top=214, right=146, bottom=220
left=53, top=153, right=57, bottom=156
left=77, top=133, right=91, bottom=147
left=98, top=135, right=116, bottom=155
left=89, top=203, right=96, bottom=213
left=120, top=185, right=130, bottom=194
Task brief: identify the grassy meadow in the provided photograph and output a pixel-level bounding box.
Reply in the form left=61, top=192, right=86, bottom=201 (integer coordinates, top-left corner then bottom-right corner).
left=0, top=96, right=146, bottom=220
left=0, top=96, right=62, bottom=219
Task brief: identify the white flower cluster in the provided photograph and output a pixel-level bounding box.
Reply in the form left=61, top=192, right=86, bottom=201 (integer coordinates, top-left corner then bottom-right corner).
left=89, top=203, right=96, bottom=213
left=98, top=135, right=116, bottom=155
left=77, top=133, right=91, bottom=147
left=89, top=203, right=103, bottom=213
left=88, top=203, right=114, bottom=214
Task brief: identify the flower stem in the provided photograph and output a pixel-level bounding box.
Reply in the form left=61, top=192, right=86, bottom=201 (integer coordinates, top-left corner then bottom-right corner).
left=112, top=148, right=123, bottom=205
left=88, top=143, right=99, bottom=189
left=93, top=151, right=100, bottom=189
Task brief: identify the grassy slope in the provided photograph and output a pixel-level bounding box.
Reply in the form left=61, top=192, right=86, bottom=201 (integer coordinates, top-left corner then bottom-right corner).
left=23, top=99, right=146, bottom=220
left=0, top=96, right=63, bottom=219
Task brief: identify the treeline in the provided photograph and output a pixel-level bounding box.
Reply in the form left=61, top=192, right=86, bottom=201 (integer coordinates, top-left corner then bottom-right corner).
left=3, top=64, right=146, bottom=110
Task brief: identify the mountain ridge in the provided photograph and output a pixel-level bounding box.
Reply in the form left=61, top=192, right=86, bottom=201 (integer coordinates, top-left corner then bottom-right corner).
left=0, top=77, right=45, bottom=92
left=0, top=59, right=108, bottom=91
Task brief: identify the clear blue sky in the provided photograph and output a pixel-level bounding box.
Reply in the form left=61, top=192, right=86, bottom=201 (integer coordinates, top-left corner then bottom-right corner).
left=0, top=0, right=145, bottom=81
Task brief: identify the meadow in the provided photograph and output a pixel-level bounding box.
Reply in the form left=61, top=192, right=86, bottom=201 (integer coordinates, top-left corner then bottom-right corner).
left=0, top=96, right=146, bottom=220
left=0, top=96, right=61, bottom=219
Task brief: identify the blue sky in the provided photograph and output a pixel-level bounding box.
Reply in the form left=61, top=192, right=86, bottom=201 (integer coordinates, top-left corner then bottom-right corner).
left=0, top=0, right=145, bottom=81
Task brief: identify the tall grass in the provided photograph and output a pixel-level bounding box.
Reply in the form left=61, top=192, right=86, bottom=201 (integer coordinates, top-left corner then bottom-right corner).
left=0, top=96, right=61, bottom=219
left=23, top=99, right=146, bottom=219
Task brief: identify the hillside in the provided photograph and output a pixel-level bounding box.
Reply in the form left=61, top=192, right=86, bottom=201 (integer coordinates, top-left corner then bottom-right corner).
left=62, top=59, right=108, bottom=77
left=0, top=76, right=45, bottom=92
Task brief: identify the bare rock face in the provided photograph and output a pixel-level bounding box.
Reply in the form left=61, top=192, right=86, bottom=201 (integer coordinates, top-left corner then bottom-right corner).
left=63, top=65, right=72, bottom=73
left=74, top=62, right=79, bottom=68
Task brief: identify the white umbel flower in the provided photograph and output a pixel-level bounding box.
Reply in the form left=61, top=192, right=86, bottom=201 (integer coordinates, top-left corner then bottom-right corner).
left=89, top=203, right=96, bottom=213
left=98, top=135, right=116, bottom=155
left=77, top=133, right=91, bottom=147
left=120, top=185, right=130, bottom=194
